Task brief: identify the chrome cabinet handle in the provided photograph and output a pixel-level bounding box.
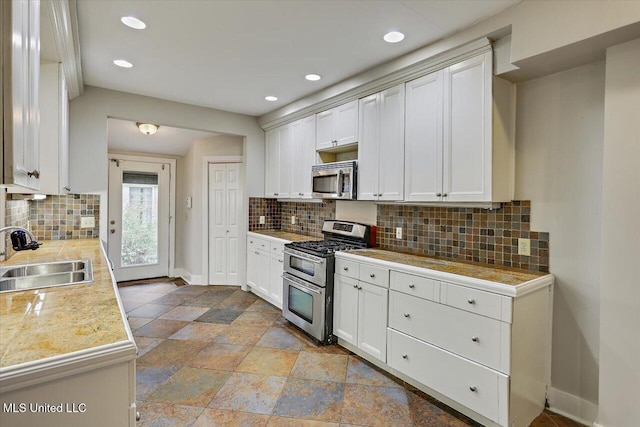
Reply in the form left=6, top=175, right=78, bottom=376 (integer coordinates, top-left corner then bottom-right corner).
left=404, top=313, right=410, bottom=318
left=471, top=336, right=479, bottom=343
left=369, top=273, right=375, bottom=278
left=442, top=194, right=448, bottom=197
left=408, top=284, right=415, bottom=289
left=436, top=193, right=442, bottom=197
left=357, top=286, right=362, bottom=290
left=353, top=284, right=358, bottom=289
left=343, top=266, right=349, bottom=271
left=27, top=170, right=40, bottom=179
left=110, top=229, right=115, bottom=234
left=63, top=186, right=71, bottom=191
left=402, top=354, right=408, bottom=359
left=469, top=386, right=477, bottom=392
left=468, top=299, right=476, bottom=305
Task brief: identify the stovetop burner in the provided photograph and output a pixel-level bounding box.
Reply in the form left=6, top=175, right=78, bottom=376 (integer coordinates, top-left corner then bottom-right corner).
left=286, top=240, right=362, bottom=256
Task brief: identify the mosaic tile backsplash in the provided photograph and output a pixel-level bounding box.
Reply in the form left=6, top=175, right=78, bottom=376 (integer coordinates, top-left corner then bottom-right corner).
left=29, top=194, right=100, bottom=241
left=377, top=201, right=549, bottom=272
left=4, top=200, right=30, bottom=259
left=248, top=198, right=281, bottom=231
left=280, top=200, right=336, bottom=237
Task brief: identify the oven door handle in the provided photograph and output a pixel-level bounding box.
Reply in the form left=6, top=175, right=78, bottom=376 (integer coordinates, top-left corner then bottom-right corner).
left=285, top=249, right=325, bottom=264
left=337, top=170, right=344, bottom=198
left=283, top=273, right=322, bottom=295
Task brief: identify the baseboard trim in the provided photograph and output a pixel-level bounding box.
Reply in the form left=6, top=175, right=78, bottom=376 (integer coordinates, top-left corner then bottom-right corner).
left=548, top=387, right=598, bottom=426
left=173, top=269, right=203, bottom=286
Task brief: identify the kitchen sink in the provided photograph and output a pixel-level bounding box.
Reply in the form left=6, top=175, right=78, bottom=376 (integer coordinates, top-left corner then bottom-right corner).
left=0, top=260, right=93, bottom=293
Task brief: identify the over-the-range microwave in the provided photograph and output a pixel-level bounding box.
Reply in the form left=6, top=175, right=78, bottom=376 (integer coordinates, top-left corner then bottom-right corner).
left=311, top=161, right=357, bottom=200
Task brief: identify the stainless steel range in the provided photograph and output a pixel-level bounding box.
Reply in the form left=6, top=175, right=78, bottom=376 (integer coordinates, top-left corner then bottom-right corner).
left=282, top=220, right=375, bottom=344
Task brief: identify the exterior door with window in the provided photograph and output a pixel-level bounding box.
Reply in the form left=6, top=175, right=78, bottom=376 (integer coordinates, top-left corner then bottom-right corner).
left=208, top=163, right=242, bottom=285
left=108, top=160, right=170, bottom=282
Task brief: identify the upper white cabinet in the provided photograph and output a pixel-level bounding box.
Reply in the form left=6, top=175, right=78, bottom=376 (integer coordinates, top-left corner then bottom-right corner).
left=290, top=115, right=316, bottom=199
left=2, top=0, right=40, bottom=190
left=316, top=100, right=359, bottom=151
left=405, top=51, right=514, bottom=203
left=264, top=125, right=291, bottom=198
left=358, top=84, right=405, bottom=201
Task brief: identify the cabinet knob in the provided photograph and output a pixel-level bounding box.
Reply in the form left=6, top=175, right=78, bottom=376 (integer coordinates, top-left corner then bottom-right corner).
left=369, top=273, right=375, bottom=278
left=27, top=169, right=40, bottom=179
left=442, top=193, right=448, bottom=197
left=255, top=251, right=260, bottom=255
left=250, top=240, right=253, bottom=243
left=343, top=266, right=349, bottom=271
left=110, top=229, right=115, bottom=234
left=469, top=386, right=477, bottom=392
left=467, top=299, right=476, bottom=305
left=404, top=313, right=410, bottom=318
left=402, top=354, right=408, bottom=359
left=436, top=193, right=442, bottom=197
left=408, top=284, right=415, bottom=289
left=471, top=336, right=479, bottom=343
left=299, top=193, right=304, bottom=196
left=279, top=259, right=283, bottom=263
left=353, top=284, right=358, bottom=289
left=274, top=193, right=278, bottom=196
left=63, top=186, right=71, bottom=192
left=357, top=285, right=362, bottom=290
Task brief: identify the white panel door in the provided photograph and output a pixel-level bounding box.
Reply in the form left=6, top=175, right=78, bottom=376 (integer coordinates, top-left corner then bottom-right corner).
left=208, top=163, right=242, bottom=285
left=444, top=52, right=492, bottom=202
left=357, top=281, right=388, bottom=363
left=108, top=160, right=170, bottom=282
left=405, top=71, right=444, bottom=202
left=333, top=275, right=359, bottom=345
left=378, top=84, right=405, bottom=201
left=265, top=129, right=279, bottom=198
left=335, top=100, right=359, bottom=146
left=277, top=124, right=292, bottom=198
left=357, top=93, right=379, bottom=201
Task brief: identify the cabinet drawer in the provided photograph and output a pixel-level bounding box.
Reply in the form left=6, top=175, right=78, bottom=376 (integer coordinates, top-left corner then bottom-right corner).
left=441, top=283, right=512, bottom=323
left=270, top=242, right=284, bottom=254
left=388, top=329, right=507, bottom=424
left=359, top=263, right=389, bottom=287
left=248, top=236, right=269, bottom=251
left=389, top=291, right=509, bottom=373
left=336, top=258, right=359, bottom=279
left=390, top=271, right=440, bottom=302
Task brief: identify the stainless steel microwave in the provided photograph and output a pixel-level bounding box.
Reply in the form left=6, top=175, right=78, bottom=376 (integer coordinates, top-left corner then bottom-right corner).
left=311, top=161, right=357, bottom=200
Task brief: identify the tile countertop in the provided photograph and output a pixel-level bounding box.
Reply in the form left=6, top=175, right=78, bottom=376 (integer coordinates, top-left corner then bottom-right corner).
left=249, top=230, right=323, bottom=242
left=0, top=239, right=131, bottom=369
left=341, top=248, right=548, bottom=287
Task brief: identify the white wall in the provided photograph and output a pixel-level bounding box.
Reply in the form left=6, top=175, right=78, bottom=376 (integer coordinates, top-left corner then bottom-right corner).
left=176, top=135, right=244, bottom=281
left=597, top=37, right=640, bottom=427
left=69, top=86, right=264, bottom=243
left=514, top=62, right=605, bottom=422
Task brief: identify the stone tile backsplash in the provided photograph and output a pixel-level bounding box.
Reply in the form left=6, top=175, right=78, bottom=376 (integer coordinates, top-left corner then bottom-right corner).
left=4, top=200, right=30, bottom=259
left=248, top=198, right=281, bottom=231
left=280, top=200, right=336, bottom=237
left=29, top=194, right=100, bottom=241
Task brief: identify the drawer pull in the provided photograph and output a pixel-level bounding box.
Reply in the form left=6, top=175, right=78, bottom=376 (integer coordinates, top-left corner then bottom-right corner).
left=343, top=266, right=349, bottom=271
left=369, top=273, right=375, bottom=278
left=402, top=354, right=408, bottom=359
left=403, top=313, right=410, bottom=318
left=469, top=386, right=477, bottom=392
left=471, top=336, right=479, bottom=343
left=250, top=240, right=253, bottom=244
left=357, top=286, right=362, bottom=290
left=467, top=298, right=476, bottom=305
left=279, top=259, right=283, bottom=263
left=408, top=284, right=415, bottom=288
left=353, top=284, right=358, bottom=289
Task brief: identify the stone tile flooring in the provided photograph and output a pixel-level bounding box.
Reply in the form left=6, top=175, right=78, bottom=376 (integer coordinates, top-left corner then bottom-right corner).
left=119, top=282, right=583, bottom=427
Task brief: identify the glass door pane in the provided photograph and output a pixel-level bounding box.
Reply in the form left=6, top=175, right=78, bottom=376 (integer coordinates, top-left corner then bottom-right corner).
left=289, top=286, right=314, bottom=323
left=121, top=172, right=159, bottom=267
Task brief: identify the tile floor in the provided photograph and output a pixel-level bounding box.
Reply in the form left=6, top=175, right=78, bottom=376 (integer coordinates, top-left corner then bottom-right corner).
left=119, top=281, right=583, bottom=427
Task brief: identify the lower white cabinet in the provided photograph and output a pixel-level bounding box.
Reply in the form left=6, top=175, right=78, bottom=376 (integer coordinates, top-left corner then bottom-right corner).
left=334, top=267, right=389, bottom=363
left=246, top=233, right=287, bottom=309
left=269, top=250, right=284, bottom=305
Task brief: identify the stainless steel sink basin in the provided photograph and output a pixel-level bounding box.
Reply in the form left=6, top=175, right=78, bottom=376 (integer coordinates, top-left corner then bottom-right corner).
left=0, top=260, right=93, bottom=293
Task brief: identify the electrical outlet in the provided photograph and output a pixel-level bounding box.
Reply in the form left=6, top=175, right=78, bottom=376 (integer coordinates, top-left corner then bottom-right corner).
left=291, top=216, right=296, bottom=225
left=396, top=227, right=403, bottom=239
left=80, top=217, right=95, bottom=229
left=518, top=238, right=531, bottom=256
left=259, top=216, right=266, bottom=225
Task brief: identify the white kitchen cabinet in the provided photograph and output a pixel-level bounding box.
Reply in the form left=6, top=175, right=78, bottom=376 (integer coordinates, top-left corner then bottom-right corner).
left=405, top=51, right=514, bottom=203
left=265, top=129, right=278, bottom=198
left=2, top=0, right=40, bottom=190
left=277, top=124, right=292, bottom=198
left=269, top=245, right=284, bottom=305
left=316, top=100, right=358, bottom=151
left=358, top=84, right=405, bottom=201
left=247, top=232, right=290, bottom=309
left=334, top=263, right=389, bottom=363
left=290, top=115, right=316, bottom=199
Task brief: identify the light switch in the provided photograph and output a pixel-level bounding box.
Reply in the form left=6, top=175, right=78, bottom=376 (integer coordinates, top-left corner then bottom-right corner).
left=259, top=216, right=266, bottom=225
left=518, top=238, right=531, bottom=256
left=291, top=216, right=296, bottom=225
left=396, top=227, right=403, bottom=239
left=80, top=217, right=95, bottom=228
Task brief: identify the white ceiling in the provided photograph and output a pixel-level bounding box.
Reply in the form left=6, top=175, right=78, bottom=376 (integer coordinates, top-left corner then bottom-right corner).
left=107, top=118, right=219, bottom=156
left=77, top=0, right=519, bottom=117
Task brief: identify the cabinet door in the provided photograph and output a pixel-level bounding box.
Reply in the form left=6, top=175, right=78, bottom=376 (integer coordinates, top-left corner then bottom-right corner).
left=264, top=129, right=279, bottom=198
left=404, top=71, right=444, bottom=202
left=247, top=248, right=260, bottom=289
left=290, top=119, right=303, bottom=199
left=59, top=69, right=70, bottom=193
left=333, top=275, right=359, bottom=345
left=443, top=52, right=492, bottom=202
left=25, top=0, right=39, bottom=189
left=277, top=124, right=291, bottom=198
left=269, top=252, right=284, bottom=307
left=357, top=281, right=388, bottom=363
left=378, top=84, right=405, bottom=201
left=256, top=250, right=270, bottom=296
left=357, top=94, right=379, bottom=201
left=335, top=100, right=358, bottom=146
left=316, top=108, right=335, bottom=150
left=300, top=115, right=316, bottom=198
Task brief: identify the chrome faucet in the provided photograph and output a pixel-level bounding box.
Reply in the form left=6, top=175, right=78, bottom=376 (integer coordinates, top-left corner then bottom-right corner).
left=0, top=226, right=40, bottom=251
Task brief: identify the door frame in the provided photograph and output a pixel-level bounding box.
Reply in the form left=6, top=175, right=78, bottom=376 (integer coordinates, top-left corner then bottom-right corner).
left=201, top=155, right=246, bottom=288
left=108, top=153, right=176, bottom=278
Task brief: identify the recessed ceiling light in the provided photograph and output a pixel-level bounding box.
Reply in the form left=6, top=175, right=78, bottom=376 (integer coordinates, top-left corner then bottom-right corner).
left=113, top=59, right=133, bottom=68
left=383, top=31, right=405, bottom=43
left=305, top=74, right=322, bottom=81
left=121, top=16, right=146, bottom=30
left=265, top=96, right=278, bottom=102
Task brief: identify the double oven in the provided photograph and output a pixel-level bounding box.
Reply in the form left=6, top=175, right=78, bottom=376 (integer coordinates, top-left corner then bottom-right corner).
left=282, top=220, right=374, bottom=344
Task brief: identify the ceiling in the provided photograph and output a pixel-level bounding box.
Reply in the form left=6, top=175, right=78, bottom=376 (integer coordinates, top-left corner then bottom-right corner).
left=107, top=118, right=219, bottom=156
left=77, top=0, right=519, bottom=117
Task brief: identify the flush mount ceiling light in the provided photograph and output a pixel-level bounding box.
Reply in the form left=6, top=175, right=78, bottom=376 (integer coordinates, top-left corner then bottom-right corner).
left=265, top=96, right=278, bottom=102
left=121, top=16, right=146, bottom=30
left=136, top=122, right=159, bottom=135
left=305, top=74, right=322, bottom=81
left=383, top=31, right=405, bottom=43
left=113, top=59, right=133, bottom=68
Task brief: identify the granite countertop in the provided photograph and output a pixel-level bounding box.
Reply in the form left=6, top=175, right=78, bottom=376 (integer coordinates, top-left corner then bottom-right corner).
left=249, top=230, right=323, bottom=242
left=341, top=248, right=546, bottom=287
left=0, top=239, right=130, bottom=368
